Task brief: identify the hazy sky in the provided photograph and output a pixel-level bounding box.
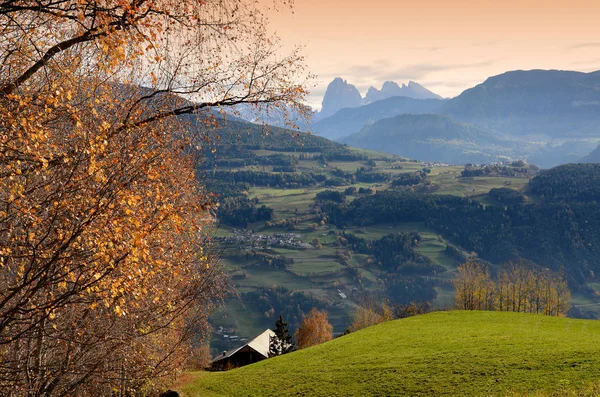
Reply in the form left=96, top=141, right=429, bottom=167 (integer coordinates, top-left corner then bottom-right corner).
left=263, top=0, right=600, bottom=108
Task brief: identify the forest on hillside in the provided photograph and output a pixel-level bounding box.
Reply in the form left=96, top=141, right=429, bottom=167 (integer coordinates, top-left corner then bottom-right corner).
left=321, top=164, right=600, bottom=289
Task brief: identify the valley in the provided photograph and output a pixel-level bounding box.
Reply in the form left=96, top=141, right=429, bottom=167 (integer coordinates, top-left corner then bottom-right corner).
left=196, top=120, right=600, bottom=355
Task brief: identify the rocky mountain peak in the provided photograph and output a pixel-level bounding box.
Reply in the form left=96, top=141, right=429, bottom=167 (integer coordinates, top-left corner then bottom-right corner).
left=319, top=78, right=442, bottom=119
left=319, top=77, right=363, bottom=119
left=363, top=79, right=441, bottom=103
left=381, top=81, right=401, bottom=92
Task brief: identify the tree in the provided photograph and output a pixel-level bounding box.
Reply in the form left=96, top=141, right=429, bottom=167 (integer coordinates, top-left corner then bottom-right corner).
left=312, top=237, right=322, bottom=249
left=454, top=260, right=571, bottom=317
left=269, top=314, right=295, bottom=357
left=498, top=262, right=571, bottom=316
left=0, top=0, right=308, bottom=394
left=186, top=344, right=213, bottom=371
left=393, top=301, right=432, bottom=319
left=453, top=258, right=494, bottom=311
left=351, top=300, right=393, bottom=332
left=294, top=308, right=333, bottom=349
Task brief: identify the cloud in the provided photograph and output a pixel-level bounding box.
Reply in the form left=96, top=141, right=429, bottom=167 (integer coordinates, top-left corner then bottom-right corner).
left=402, top=41, right=499, bottom=53
left=307, top=85, right=328, bottom=97
left=342, top=65, right=383, bottom=77
left=565, top=42, right=600, bottom=52
left=421, top=79, right=485, bottom=89
left=403, top=45, right=445, bottom=52
left=379, top=60, right=496, bottom=82
left=316, top=60, right=496, bottom=91
left=569, top=58, right=600, bottom=66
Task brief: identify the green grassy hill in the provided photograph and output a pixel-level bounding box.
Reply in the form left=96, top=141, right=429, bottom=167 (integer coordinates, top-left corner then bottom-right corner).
left=180, top=311, right=600, bottom=397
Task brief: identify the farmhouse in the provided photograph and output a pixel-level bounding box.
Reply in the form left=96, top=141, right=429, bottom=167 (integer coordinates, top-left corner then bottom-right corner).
left=211, top=329, right=275, bottom=370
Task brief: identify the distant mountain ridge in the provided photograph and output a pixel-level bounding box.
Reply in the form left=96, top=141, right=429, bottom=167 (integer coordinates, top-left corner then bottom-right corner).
left=199, top=69, right=600, bottom=168
left=579, top=143, right=600, bottom=163
left=441, top=69, right=600, bottom=138
left=312, top=96, right=446, bottom=141
left=225, top=103, right=312, bottom=131
left=364, top=81, right=442, bottom=103
left=317, top=77, right=442, bottom=121
left=341, top=113, right=516, bottom=164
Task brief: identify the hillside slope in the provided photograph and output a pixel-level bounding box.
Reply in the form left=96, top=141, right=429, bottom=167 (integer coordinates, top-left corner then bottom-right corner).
left=441, top=69, right=600, bottom=139
left=324, top=163, right=600, bottom=288
left=341, top=114, right=516, bottom=164
left=181, top=311, right=600, bottom=397
left=191, top=118, right=346, bottom=155
left=579, top=143, right=600, bottom=163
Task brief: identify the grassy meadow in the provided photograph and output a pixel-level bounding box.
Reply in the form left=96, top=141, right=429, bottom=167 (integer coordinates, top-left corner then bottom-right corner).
left=181, top=311, right=600, bottom=397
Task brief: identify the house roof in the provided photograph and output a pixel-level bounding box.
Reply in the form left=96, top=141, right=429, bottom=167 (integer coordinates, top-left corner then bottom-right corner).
left=212, top=329, right=275, bottom=363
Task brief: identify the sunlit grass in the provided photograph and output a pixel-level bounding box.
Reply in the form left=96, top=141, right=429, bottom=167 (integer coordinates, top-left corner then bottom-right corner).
left=180, top=311, right=600, bottom=397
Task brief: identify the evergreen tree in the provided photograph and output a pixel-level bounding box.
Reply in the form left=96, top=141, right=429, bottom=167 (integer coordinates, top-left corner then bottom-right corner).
left=269, top=315, right=295, bottom=357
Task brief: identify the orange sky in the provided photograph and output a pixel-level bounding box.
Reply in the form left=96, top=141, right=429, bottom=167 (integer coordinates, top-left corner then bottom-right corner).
left=262, top=0, right=600, bottom=108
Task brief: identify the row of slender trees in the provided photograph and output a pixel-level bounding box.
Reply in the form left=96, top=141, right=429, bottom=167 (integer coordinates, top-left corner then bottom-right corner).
left=266, top=260, right=570, bottom=366
left=271, top=260, right=571, bottom=363
left=453, top=260, right=571, bottom=316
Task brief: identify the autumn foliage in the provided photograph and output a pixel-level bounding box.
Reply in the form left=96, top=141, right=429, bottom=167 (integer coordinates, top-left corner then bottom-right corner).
left=351, top=301, right=393, bottom=332
left=294, top=308, right=333, bottom=349
left=0, top=0, right=307, bottom=395
left=453, top=259, right=571, bottom=316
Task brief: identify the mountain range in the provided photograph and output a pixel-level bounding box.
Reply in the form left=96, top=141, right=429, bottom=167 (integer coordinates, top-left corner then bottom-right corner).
left=311, top=70, right=600, bottom=167
left=440, top=69, right=600, bottom=139
left=218, top=69, right=600, bottom=167
left=316, top=78, right=442, bottom=120
left=364, top=81, right=443, bottom=103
